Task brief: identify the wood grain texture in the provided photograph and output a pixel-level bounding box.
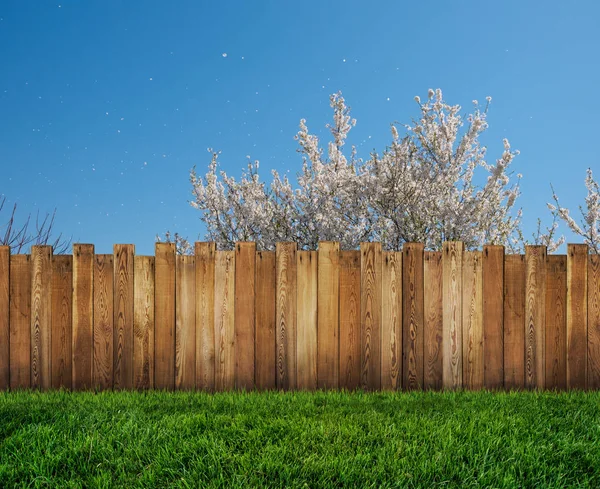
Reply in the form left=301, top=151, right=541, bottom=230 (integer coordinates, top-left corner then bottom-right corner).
left=134, top=256, right=154, bottom=390
left=504, top=254, right=525, bottom=390
left=113, top=244, right=134, bottom=390
left=276, top=242, right=297, bottom=390
left=215, top=250, right=235, bottom=391
left=0, top=247, right=9, bottom=390
left=297, top=250, right=317, bottom=390
left=73, top=244, right=94, bottom=390
left=443, top=241, right=463, bottom=390
left=195, top=242, right=216, bottom=391
left=589, top=254, right=600, bottom=389
left=317, top=242, right=340, bottom=389
left=176, top=255, right=196, bottom=390
left=234, top=243, right=255, bottom=390
left=51, top=255, right=72, bottom=389
left=361, top=242, right=382, bottom=391
left=424, top=251, right=443, bottom=390
left=9, top=255, right=30, bottom=389
left=30, top=246, right=52, bottom=389
left=255, top=250, right=276, bottom=390
left=381, top=251, right=401, bottom=390
left=339, top=251, right=361, bottom=390
left=483, top=245, right=504, bottom=390
left=567, top=244, right=587, bottom=389
left=403, top=243, right=424, bottom=391
left=525, top=246, right=547, bottom=389
left=545, top=255, right=567, bottom=390
left=155, top=243, right=176, bottom=390
left=462, top=251, right=483, bottom=390
left=93, top=254, right=113, bottom=390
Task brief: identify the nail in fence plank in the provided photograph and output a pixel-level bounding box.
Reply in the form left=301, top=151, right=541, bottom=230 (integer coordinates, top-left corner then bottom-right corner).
left=51, top=255, right=72, bottom=389
left=381, top=250, right=401, bottom=390
left=235, top=243, right=255, bottom=390
left=589, top=254, right=600, bottom=388
left=567, top=244, right=588, bottom=389
left=73, top=244, right=94, bottom=390
left=339, top=251, right=361, bottom=390
left=443, top=241, right=463, bottom=389
left=93, top=254, right=113, bottom=390
left=113, top=245, right=134, bottom=389
left=195, top=242, right=216, bottom=391
left=176, top=255, right=196, bottom=390
left=297, top=250, right=317, bottom=390
left=255, top=250, right=276, bottom=390
left=318, top=242, right=340, bottom=390
left=31, top=246, right=52, bottom=390
left=504, top=254, right=525, bottom=389
left=462, top=251, right=483, bottom=390
left=545, top=255, right=567, bottom=390
left=155, top=243, right=176, bottom=390
left=525, top=246, right=547, bottom=389
left=276, top=243, right=297, bottom=390
left=0, top=248, right=8, bottom=390
left=424, top=251, right=443, bottom=390
left=483, top=245, right=504, bottom=390
left=215, top=250, right=235, bottom=391
left=134, top=256, right=154, bottom=390
left=361, top=242, right=382, bottom=390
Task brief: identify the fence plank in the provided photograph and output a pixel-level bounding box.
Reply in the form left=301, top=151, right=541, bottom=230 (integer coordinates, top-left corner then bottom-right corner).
left=424, top=251, right=443, bottom=390
left=318, top=242, right=340, bottom=389
left=339, top=251, right=361, bottom=390
left=9, top=255, right=30, bottom=389
left=113, top=244, right=134, bottom=390
left=93, top=254, right=113, bottom=390
left=134, top=256, right=154, bottom=390
left=276, top=243, right=297, bottom=390
left=462, top=251, right=483, bottom=390
left=403, top=243, right=424, bottom=390
left=0, top=247, right=7, bottom=390
left=382, top=251, right=401, bottom=390
left=589, top=254, right=600, bottom=389
left=195, top=242, right=216, bottom=391
left=31, top=246, right=52, bottom=390
left=483, top=245, right=504, bottom=390
left=297, top=251, right=317, bottom=390
left=443, top=241, right=463, bottom=389
left=155, top=243, right=176, bottom=390
left=255, top=250, right=276, bottom=390
left=525, top=246, right=547, bottom=389
left=235, top=243, right=255, bottom=390
left=504, top=254, right=525, bottom=389
left=176, top=255, right=196, bottom=390
left=545, top=255, right=567, bottom=390
left=73, top=244, right=94, bottom=390
left=567, top=244, right=588, bottom=389
left=215, top=250, right=235, bottom=391
left=361, top=242, right=382, bottom=390
left=51, top=255, right=72, bottom=389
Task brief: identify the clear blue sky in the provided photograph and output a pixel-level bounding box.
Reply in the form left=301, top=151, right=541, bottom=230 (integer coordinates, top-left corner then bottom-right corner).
left=1, top=1, right=598, bottom=254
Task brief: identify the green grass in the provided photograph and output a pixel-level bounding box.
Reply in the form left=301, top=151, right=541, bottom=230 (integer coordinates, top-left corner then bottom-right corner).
left=1, top=390, right=599, bottom=488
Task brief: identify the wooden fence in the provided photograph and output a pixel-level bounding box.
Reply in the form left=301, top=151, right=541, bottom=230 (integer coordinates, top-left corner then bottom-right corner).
left=0, top=242, right=599, bottom=391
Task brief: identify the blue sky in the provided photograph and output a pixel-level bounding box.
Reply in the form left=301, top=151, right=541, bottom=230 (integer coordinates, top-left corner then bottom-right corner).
left=1, top=1, right=599, bottom=254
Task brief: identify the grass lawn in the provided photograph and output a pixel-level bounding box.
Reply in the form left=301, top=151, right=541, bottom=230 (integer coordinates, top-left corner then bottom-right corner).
left=1, top=389, right=599, bottom=488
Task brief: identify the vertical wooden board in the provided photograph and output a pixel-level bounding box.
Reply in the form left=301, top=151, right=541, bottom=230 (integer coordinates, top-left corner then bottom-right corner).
left=235, top=243, right=255, bottom=390
left=318, top=242, right=340, bottom=390
left=403, top=243, right=424, bottom=390
left=339, top=251, right=361, bottom=390
left=361, top=242, right=382, bottom=391
left=9, top=255, right=30, bottom=389
left=176, top=255, right=196, bottom=390
left=381, top=251, right=401, bottom=390
left=504, top=255, right=525, bottom=390
left=589, top=255, right=600, bottom=389
left=0, top=247, right=9, bottom=390
left=545, top=255, right=567, bottom=390
left=297, top=251, right=317, bottom=390
left=134, top=256, right=155, bottom=390
left=255, top=250, right=276, bottom=390
left=30, top=246, right=52, bottom=390
left=567, top=244, right=588, bottom=389
left=525, top=246, right=547, bottom=389
left=424, top=251, right=443, bottom=390
left=73, top=244, right=94, bottom=390
left=462, top=251, right=483, bottom=390
left=483, top=245, right=504, bottom=390
left=155, top=243, right=176, bottom=390
left=195, top=242, right=216, bottom=391
left=276, top=243, right=297, bottom=390
left=93, top=254, right=113, bottom=390
left=51, top=255, right=72, bottom=389
left=443, top=241, right=463, bottom=390
left=113, top=244, right=134, bottom=390
left=215, top=250, right=235, bottom=391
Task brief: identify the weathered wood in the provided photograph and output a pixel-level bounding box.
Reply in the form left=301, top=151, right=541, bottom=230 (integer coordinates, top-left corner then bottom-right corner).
left=424, top=251, right=443, bottom=390
left=255, top=250, right=276, bottom=390
left=276, top=242, right=297, bottom=390
left=113, top=244, right=134, bottom=389
left=195, top=242, right=216, bottom=391
left=51, top=255, right=72, bottom=389
left=155, top=243, right=176, bottom=390
left=73, top=244, right=94, bottom=390
left=525, top=246, right=547, bottom=389
left=443, top=241, right=463, bottom=389
left=567, top=244, right=587, bottom=389
left=318, top=242, right=340, bottom=389
left=297, top=250, right=317, bottom=390
left=30, top=246, right=52, bottom=390
left=545, top=255, right=567, bottom=390
left=0, top=247, right=7, bottom=390
left=361, top=242, right=382, bottom=391
left=339, top=251, right=361, bottom=390
left=462, top=251, right=483, bottom=390
left=483, top=245, right=504, bottom=390
left=403, top=243, right=424, bottom=390
left=133, top=256, right=154, bottom=390
left=381, top=251, right=401, bottom=390
left=504, top=254, right=525, bottom=389
left=234, top=243, right=255, bottom=390
left=215, top=250, right=235, bottom=391
left=10, top=255, right=30, bottom=389
left=176, top=255, right=196, bottom=390
left=93, top=254, right=113, bottom=390
left=589, top=254, right=600, bottom=389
